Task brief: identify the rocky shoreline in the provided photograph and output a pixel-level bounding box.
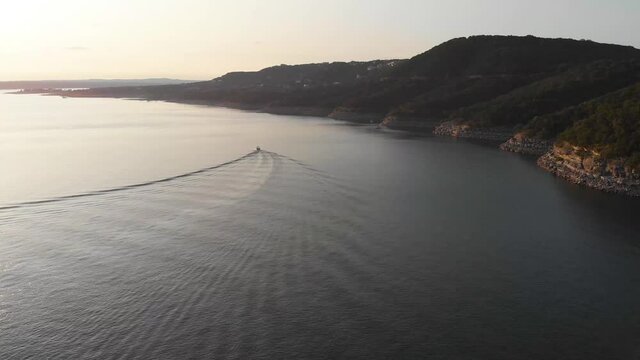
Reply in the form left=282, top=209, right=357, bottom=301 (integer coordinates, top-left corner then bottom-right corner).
left=499, top=133, right=554, bottom=155
left=434, top=121, right=513, bottom=142
left=433, top=123, right=640, bottom=196
left=537, top=146, right=640, bottom=196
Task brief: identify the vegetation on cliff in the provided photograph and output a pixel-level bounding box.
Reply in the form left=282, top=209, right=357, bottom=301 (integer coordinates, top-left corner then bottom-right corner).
left=556, top=83, right=640, bottom=166
left=449, top=59, right=640, bottom=128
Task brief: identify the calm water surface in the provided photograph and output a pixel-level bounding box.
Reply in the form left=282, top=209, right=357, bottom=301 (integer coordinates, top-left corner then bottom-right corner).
left=1, top=93, right=640, bottom=359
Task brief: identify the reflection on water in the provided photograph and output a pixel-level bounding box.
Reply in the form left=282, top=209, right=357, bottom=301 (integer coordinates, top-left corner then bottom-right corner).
left=1, top=94, right=640, bottom=359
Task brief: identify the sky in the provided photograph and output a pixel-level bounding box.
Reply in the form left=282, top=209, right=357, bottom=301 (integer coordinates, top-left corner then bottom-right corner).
left=1, top=0, right=639, bottom=80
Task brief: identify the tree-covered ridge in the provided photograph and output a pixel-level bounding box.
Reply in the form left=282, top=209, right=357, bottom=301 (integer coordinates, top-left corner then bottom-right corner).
left=210, top=60, right=402, bottom=89
left=556, top=83, right=640, bottom=165
left=392, top=35, right=640, bottom=78
left=343, top=36, right=640, bottom=118
left=449, top=59, right=640, bottom=128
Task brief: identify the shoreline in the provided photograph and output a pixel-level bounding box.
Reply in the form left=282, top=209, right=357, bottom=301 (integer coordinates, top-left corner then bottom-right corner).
left=25, top=91, right=640, bottom=197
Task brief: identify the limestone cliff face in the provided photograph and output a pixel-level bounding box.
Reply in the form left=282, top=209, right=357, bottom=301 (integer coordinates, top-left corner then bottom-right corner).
left=538, top=144, right=640, bottom=195
left=433, top=121, right=513, bottom=142
left=500, top=132, right=553, bottom=155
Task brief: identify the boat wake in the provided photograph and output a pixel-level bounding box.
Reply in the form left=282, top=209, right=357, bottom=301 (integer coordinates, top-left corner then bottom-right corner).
left=0, top=149, right=390, bottom=360
left=0, top=150, right=269, bottom=211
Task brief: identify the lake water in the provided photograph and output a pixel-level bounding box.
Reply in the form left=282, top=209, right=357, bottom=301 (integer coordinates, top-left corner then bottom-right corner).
left=1, top=92, right=640, bottom=359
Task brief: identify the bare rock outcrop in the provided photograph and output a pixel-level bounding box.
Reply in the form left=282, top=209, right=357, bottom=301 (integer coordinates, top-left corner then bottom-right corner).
left=434, top=121, right=513, bottom=142
left=500, top=132, right=553, bottom=155
left=538, top=144, right=640, bottom=196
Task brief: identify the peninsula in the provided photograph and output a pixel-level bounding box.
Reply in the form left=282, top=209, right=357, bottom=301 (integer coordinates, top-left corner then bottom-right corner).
left=31, top=35, right=640, bottom=196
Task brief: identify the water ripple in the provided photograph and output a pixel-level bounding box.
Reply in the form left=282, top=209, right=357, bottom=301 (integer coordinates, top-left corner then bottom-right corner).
left=0, top=150, right=392, bottom=359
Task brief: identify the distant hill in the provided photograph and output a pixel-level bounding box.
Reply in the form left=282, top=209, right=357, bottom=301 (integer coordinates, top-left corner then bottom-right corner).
left=46, top=60, right=403, bottom=114
left=209, top=60, right=402, bottom=89
left=0, top=78, right=195, bottom=90
left=348, top=35, right=640, bottom=122
left=392, top=35, right=639, bottom=78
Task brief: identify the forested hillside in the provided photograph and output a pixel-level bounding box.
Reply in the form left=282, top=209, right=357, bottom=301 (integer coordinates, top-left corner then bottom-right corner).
left=40, top=35, right=640, bottom=173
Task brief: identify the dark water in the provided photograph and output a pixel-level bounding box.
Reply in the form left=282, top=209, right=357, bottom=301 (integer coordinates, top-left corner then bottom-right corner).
left=1, top=94, right=640, bottom=359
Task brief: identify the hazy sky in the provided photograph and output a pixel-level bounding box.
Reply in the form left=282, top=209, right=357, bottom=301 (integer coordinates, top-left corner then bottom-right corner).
left=2, top=0, right=639, bottom=80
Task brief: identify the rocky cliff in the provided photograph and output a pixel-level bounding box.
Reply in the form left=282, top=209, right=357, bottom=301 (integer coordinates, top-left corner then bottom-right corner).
left=434, top=121, right=513, bottom=142
left=500, top=132, right=554, bottom=155
left=538, top=144, right=640, bottom=195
